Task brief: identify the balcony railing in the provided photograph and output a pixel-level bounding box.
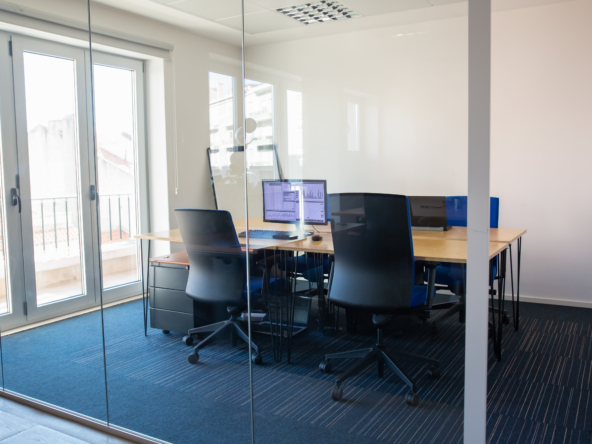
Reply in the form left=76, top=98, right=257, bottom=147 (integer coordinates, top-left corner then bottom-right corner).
left=31, top=193, right=134, bottom=251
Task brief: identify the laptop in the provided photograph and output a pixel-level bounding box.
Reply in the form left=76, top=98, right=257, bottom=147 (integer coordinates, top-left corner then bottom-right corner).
left=408, top=196, right=451, bottom=231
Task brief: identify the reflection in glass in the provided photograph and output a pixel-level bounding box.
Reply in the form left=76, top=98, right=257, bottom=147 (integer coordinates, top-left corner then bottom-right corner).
left=208, top=71, right=236, bottom=169
left=245, top=79, right=274, bottom=167
left=23, top=52, right=84, bottom=305
left=347, top=102, right=360, bottom=152
left=94, top=64, right=140, bottom=289
left=287, top=90, right=303, bottom=157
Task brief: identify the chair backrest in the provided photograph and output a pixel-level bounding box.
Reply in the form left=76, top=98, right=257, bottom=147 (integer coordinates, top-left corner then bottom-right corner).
left=445, top=196, right=500, bottom=228
left=328, top=193, right=415, bottom=312
left=175, top=209, right=246, bottom=305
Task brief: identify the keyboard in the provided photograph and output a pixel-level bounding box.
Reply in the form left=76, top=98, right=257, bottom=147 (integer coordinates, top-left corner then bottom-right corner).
left=237, top=230, right=312, bottom=240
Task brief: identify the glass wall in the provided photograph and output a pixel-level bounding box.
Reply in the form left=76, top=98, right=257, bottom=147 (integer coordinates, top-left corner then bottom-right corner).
left=0, top=0, right=512, bottom=442
left=243, top=3, right=471, bottom=443
left=0, top=0, right=109, bottom=424
left=86, top=1, right=254, bottom=442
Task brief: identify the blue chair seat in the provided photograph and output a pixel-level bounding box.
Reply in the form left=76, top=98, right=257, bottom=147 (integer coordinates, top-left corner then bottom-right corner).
left=425, top=261, right=497, bottom=293
left=411, top=285, right=435, bottom=307
left=243, top=277, right=283, bottom=300
left=279, top=255, right=330, bottom=282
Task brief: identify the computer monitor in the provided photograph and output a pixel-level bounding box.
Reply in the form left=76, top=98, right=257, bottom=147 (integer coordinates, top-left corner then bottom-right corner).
left=408, top=196, right=450, bottom=231
left=262, top=180, right=328, bottom=225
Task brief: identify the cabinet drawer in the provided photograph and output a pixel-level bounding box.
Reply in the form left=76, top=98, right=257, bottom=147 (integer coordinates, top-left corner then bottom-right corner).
left=149, top=287, right=194, bottom=314
left=149, top=265, right=189, bottom=291
left=150, top=308, right=194, bottom=334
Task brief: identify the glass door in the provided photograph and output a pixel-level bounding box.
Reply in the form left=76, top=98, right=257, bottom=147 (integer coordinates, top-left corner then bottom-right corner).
left=0, top=32, right=27, bottom=331
left=88, top=51, right=147, bottom=301
left=10, top=36, right=97, bottom=325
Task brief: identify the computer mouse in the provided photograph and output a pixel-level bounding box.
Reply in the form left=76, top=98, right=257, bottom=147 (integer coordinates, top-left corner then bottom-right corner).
left=311, top=234, right=323, bottom=241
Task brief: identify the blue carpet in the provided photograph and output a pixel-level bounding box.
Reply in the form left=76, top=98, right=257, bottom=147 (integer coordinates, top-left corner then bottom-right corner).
left=1, top=299, right=591, bottom=443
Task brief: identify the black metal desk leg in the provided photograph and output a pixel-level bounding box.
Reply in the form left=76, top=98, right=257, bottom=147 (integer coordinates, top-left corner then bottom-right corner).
left=515, top=237, right=522, bottom=331
left=140, top=239, right=145, bottom=336
left=509, top=238, right=522, bottom=332
left=144, top=240, right=151, bottom=336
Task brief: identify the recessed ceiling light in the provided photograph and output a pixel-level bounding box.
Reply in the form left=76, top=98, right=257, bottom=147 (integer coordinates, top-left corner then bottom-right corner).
left=277, top=1, right=362, bottom=25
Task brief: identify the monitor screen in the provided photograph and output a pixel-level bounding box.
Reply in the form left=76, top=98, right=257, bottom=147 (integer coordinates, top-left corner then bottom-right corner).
left=262, top=180, right=328, bottom=225
left=408, top=196, right=448, bottom=228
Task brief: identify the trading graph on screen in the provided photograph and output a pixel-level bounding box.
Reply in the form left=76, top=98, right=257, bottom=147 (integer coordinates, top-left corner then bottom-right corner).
left=263, top=180, right=327, bottom=224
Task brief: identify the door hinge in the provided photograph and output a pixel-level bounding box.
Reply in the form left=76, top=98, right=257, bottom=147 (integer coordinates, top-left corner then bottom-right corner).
left=8, top=40, right=12, bottom=56
left=23, top=301, right=27, bottom=316
left=90, top=184, right=97, bottom=201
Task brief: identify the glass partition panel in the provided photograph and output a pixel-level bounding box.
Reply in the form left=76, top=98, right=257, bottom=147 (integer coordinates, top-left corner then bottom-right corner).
left=244, top=2, right=472, bottom=443
left=0, top=0, right=109, bottom=424
left=89, top=0, right=253, bottom=442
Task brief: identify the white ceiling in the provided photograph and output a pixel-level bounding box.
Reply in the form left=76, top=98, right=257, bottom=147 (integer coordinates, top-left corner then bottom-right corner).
left=147, top=0, right=464, bottom=35
left=92, top=0, right=575, bottom=47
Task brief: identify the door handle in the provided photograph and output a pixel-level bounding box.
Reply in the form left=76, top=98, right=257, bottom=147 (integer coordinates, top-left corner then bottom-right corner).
left=10, top=188, right=21, bottom=213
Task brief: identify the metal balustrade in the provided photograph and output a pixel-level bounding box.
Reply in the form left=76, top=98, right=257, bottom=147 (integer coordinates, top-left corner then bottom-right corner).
left=31, top=193, right=134, bottom=251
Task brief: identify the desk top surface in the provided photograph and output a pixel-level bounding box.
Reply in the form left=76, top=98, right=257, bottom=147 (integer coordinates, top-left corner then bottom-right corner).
left=136, top=219, right=525, bottom=246
left=276, top=233, right=507, bottom=263
left=412, top=227, right=526, bottom=243
left=136, top=227, right=290, bottom=252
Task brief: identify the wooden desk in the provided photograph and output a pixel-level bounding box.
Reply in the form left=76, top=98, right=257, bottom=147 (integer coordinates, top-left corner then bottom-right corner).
left=274, top=233, right=508, bottom=263
left=135, top=228, right=294, bottom=252
left=412, top=227, right=526, bottom=244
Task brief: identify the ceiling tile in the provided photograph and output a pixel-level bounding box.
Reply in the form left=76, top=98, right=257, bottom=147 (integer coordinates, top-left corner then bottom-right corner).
left=217, top=10, right=304, bottom=34
left=169, top=0, right=265, bottom=21
left=341, top=0, right=432, bottom=16
left=247, top=0, right=302, bottom=8
left=149, top=0, right=182, bottom=5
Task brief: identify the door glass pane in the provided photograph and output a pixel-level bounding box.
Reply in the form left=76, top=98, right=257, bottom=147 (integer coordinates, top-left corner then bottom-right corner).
left=23, top=52, right=84, bottom=305
left=94, top=64, right=140, bottom=289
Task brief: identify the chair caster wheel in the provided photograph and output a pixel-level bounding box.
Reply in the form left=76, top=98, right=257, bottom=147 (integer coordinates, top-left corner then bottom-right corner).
left=162, top=330, right=170, bottom=335
left=252, top=354, right=262, bottom=365
left=319, top=360, right=332, bottom=374
left=182, top=335, right=194, bottom=346
left=502, top=314, right=510, bottom=325
left=405, top=391, right=419, bottom=407
left=188, top=353, right=199, bottom=364
left=428, top=365, right=440, bottom=379
left=331, top=385, right=343, bottom=401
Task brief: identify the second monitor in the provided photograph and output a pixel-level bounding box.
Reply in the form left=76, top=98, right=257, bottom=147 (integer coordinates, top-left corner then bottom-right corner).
left=262, top=180, right=328, bottom=225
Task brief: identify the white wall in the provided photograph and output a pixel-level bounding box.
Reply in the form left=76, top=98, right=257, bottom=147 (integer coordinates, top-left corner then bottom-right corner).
left=491, top=0, right=592, bottom=306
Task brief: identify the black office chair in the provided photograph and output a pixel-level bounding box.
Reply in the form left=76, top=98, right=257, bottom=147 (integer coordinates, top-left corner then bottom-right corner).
left=175, top=209, right=269, bottom=365
left=319, top=193, right=440, bottom=406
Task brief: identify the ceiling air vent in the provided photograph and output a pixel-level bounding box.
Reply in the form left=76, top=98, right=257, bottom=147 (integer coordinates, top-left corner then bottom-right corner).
left=277, top=1, right=362, bottom=25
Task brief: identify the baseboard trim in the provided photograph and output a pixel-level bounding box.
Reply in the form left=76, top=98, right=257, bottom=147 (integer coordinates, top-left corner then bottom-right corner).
left=519, top=295, right=592, bottom=309
left=0, top=390, right=171, bottom=444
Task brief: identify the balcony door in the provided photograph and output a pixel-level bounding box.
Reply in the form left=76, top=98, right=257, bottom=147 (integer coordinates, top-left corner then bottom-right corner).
left=0, top=34, right=147, bottom=331
left=10, top=36, right=97, bottom=325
